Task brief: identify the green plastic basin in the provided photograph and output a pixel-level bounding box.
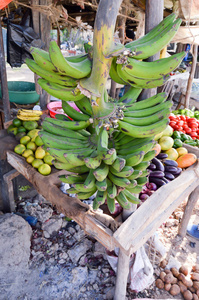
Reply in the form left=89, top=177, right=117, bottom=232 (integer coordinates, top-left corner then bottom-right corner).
left=0, top=81, right=40, bottom=104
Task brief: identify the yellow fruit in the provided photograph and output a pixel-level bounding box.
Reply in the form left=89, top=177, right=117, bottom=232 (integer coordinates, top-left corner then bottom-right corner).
left=27, top=129, right=40, bottom=140
left=22, top=149, right=34, bottom=158
left=26, top=155, right=35, bottom=164
left=35, top=147, right=46, bottom=159
left=20, top=135, right=31, bottom=145
left=14, top=144, right=26, bottom=155
left=158, top=136, right=174, bottom=151
left=38, top=163, right=51, bottom=176
left=26, top=141, right=37, bottom=151
left=35, top=135, right=44, bottom=146
left=176, top=147, right=188, bottom=157
left=32, top=158, right=43, bottom=169
left=43, top=154, right=53, bottom=165
left=154, top=132, right=163, bottom=141
left=164, top=148, right=179, bottom=161
left=161, top=125, right=173, bottom=137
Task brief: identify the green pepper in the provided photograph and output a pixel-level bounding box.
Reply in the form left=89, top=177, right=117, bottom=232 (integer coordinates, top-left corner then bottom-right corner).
left=173, top=139, right=183, bottom=148
left=172, top=131, right=181, bottom=139
left=180, top=133, right=190, bottom=142
left=184, top=140, right=197, bottom=146
left=195, top=139, right=199, bottom=147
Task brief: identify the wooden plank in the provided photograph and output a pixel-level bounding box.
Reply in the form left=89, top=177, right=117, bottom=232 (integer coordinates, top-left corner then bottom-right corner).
left=113, top=160, right=199, bottom=253
left=3, top=169, right=20, bottom=212
left=178, top=185, right=199, bottom=237
left=6, top=151, right=117, bottom=250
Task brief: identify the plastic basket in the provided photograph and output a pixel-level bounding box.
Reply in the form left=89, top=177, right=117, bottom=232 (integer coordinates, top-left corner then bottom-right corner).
left=0, top=0, right=12, bottom=10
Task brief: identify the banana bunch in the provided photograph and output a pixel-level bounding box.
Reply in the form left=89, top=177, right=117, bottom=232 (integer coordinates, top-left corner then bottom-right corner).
left=28, top=12, right=185, bottom=214
left=17, top=109, right=43, bottom=121
left=109, top=13, right=185, bottom=89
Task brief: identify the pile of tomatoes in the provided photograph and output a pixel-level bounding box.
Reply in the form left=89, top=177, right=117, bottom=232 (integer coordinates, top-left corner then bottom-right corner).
left=169, top=113, right=199, bottom=140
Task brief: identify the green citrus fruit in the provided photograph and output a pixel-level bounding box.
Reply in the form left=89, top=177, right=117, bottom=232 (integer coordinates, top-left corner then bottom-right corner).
left=176, top=147, right=188, bottom=157
left=27, top=129, right=40, bottom=140
left=35, top=147, right=46, bottom=159
left=26, top=155, right=35, bottom=164
left=14, top=144, right=26, bottom=155
left=7, top=126, right=18, bottom=135
left=32, top=158, right=43, bottom=169
left=22, top=149, right=34, bottom=158
left=35, top=135, right=44, bottom=146
left=43, top=154, right=53, bottom=165
left=164, top=148, right=179, bottom=161
left=38, top=163, right=51, bottom=176
left=26, top=141, right=37, bottom=151
left=15, top=132, right=26, bottom=141
left=17, top=126, right=26, bottom=133
left=20, top=136, right=31, bottom=145
left=23, top=121, right=38, bottom=131
left=12, top=118, right=22, bottom=128
left=158, top=136, right=174, bottom=151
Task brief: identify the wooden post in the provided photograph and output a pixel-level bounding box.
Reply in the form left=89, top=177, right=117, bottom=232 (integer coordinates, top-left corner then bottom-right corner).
left=114, top=249, right=131, bottom=300
left=178, top=185, right=199, bottom=238
left=0, top=21, right=11, bottom=122
left=138, top=0, right=164, bottom=100
left=184, top=44, right=198, bottom=109
left=31, top=0, right=51, bottom=110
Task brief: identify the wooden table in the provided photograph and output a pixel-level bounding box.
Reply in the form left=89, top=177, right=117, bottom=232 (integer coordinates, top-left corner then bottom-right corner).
left=5, top=147, right=199, bottom=300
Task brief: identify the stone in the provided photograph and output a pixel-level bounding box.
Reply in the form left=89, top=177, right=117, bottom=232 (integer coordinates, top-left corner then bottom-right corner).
left=0, top=214, right=32, bottom=271
left=93, top=241, right=107, bottom=259
left=71, top=266, right=88, bottom=286
left=42, top=217, right=62, bottom=236
left=68, top=227, right=76, bottom=235
left=26, top=205, right=53, bottom=223
left=68, top=239, right=93, bottom=264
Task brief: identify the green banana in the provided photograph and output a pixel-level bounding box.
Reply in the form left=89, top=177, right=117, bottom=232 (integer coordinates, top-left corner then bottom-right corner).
left=46, top=148, right=71, bottom=163
left=136, top=176, right=148, bottom=186
left=59, top=174, right=87, bottom=184
left=49, top=41, right=92, bottom=79
left=75, top=97, right=93, bottom=116
left=72, top=183, right=95, bottom=193
left=65, top=165, right=89, bottom=174
left=112, top=157, right=126, bottom=172
left=110, top=165, right=134, bottom=178
left=65, top=53, right=89, bottom=63
left=118, top=118, right=169, bottom=138
left=103, top=148, right=117, bottom=165
left=142, top=150, right=156, bottom=162
left=107, top=184, right=117, bottom=199
left=97, top=127, right=109, bottom=157
left=124, top=150, right=145, bottom=167
left=26, top=58, right=77, bottom=87
left=62, top=101, right=90, bottom=121
left=84, top=154, right=102, bottom=169
left=123, top=189, right=140, bottom=204
left=109, top=57, right=127, bottom=85
left=117, top=139, right=154, bottom=156
left=124, top=99, right=172, bottom=117
left=77, top=189, right=97, bottom=200
left=139, top=169, right=150, bottom=177
left=125, top=13, right=177, bottom=49
left=124, top=92, right=167, bottom=111
left=107, top=195, right=116, bottom=214
left=79, top=129, right=91, bottom=137
left=116, top=136, right=152, bottom=149
left=126, top=18, right=182, bottom=60
left=93, top=162, right=109, bottom=182
left=124, top=51, right=186, bottom=79
left=55, top=114, right=71, bottom=121
left=30, top=46, right=58, bottom=73
left=95, top=178, right=108, bottom=191
left=63, top=149, right=94, bottom=167
left=53, top=160, right=75, bottom=170
left=128, top=179, right=138, bottom=189
left=117, top=65, right=170, bottom=89
left=128, top=170, right=143, bottom=180
left=93, top=190, right=107, bottom=209
left=122, top=109, right=170, bottom=126
left=42, top=120, right=87, bottom=140
left=108, top=172, right=130, bottom=188
left=126, top=185, right=143, bottom=194
left=116, top=192, right=131, bottom=210
left=117, top=86, right=142, bottom=104
left=38, top=78, right=85, bottom=102
left=133, top=161, right=150, bottom=171
left=84, top=170, right=96, bottom=190
left=43, top=116, right=91, bottom=130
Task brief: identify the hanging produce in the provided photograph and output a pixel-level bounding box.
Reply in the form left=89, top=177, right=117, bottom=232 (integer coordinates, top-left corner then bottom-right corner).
left=25, top=0, right=185, bottom=213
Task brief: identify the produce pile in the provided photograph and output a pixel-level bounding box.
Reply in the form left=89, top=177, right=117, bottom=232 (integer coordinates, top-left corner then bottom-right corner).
left=8, top=110, right=54, bottom=176
left=156, top=261, right=199, bottom=299
left=139, top=125, right=197, bottom=202
left=25, top=9, right=186, bottom=213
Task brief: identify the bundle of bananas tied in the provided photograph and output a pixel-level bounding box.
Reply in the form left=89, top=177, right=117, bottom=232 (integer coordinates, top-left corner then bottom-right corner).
left=17, top=109, right=43, bottom=121
left=25, top=12, right=185, bottom=213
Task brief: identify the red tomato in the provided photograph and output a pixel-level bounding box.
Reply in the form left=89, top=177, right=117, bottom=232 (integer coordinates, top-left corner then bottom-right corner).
left=185, top=128, right=192, bottom=134
left=169, top=115, right=176, bottom=121
left=190, top=127, right=197, bottom=132
left=169, top=121, right=176, bottom=127
left=173, top=125, right=179, bottom=130
left=188, top=121, right=198, bottom=127
left=188, top=118, right=197, bottom=122
left=180, top=115, right=186, bottom=121
left=176, top=121, right=184, bottom=126
left=192, top=137, right=197, bottom=140
left=190, top=132, right=197, bottom=137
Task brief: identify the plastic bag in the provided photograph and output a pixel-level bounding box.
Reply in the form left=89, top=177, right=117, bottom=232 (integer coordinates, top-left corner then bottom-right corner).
left=6, top=9, right=43, bottom=68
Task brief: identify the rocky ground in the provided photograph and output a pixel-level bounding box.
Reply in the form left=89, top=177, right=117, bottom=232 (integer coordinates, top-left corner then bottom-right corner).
left=0, top=175, right=199, bottom=300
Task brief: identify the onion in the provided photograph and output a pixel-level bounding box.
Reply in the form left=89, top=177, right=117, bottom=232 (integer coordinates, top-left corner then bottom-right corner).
left=146, top=182, right=157, bottom=191
left=139, top=193, right=150, bottom=201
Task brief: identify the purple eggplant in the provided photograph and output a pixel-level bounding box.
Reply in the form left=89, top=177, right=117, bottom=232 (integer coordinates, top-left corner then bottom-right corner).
left=164, top=165, right=179, bottom=174
left=152, top=157, right=165, bottom=172
left=162, top=177, right=170, bottom=184
left=149, top=171, right=164, bottom=178
left=156, top=153, right=168, bottom=160
left=163, top=159, right=178, bottom=167
left=164, top=172, right=175, bottom=180
left=149, top=176, right=166, bottom=187
left=147, top=163, right=156, bottom=171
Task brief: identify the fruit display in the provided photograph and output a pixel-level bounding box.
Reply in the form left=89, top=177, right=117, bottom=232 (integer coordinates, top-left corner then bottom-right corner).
left=8, top=113, right=54, bottom=176
left=173, top=107, right=199, bottom=119
left=25, top=5, right=185, bottom=213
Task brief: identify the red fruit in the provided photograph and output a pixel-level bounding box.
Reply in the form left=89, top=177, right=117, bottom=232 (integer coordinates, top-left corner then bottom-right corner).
left=169, top=121, right=176, bottom=127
